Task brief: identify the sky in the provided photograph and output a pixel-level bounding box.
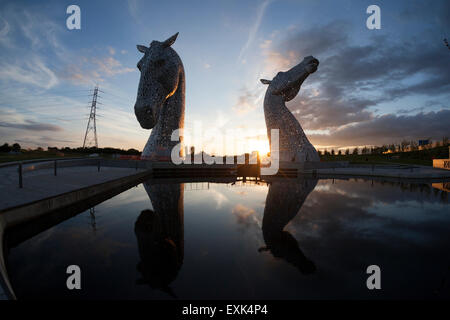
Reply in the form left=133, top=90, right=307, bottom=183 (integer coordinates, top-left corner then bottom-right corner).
left=0, top=0, right=449, bottom=154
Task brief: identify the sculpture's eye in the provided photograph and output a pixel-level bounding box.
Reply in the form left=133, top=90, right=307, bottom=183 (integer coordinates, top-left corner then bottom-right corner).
left=154, top=59, right=165, bottom=68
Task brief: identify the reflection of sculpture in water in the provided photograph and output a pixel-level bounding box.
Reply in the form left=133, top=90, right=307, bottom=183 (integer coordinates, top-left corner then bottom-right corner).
left=134, top=183, right=184, bottom=297
left=259, top=179, right=317, bottom=274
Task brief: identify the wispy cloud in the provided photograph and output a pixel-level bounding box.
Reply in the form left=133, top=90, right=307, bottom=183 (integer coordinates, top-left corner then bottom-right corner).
left=233, top=87, right=261, bottom=115
left=0, top=56, right=58, bottom=89
left=257, top=19, right=450, bottom=148
left=0, top=119, right=62, bottom=131
left=237, top=0, right=271, bottom=63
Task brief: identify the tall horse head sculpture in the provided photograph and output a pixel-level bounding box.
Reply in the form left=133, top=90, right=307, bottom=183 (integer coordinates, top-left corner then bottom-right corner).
left=261, top=56, right=320, bottom=162
left=134, top=32, right=185, bottom=159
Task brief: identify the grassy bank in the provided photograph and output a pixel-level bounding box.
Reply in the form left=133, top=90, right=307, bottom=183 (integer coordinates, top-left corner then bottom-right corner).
left=320, top=145, right=450, bottom=166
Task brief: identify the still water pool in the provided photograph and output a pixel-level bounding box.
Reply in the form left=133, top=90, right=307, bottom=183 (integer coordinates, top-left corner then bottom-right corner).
left=5, top=178, right=450, bottom=299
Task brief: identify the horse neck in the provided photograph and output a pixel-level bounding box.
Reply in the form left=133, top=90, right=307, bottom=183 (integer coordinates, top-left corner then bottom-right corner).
left=264, top=93, right=289, bottom=117
left=263, top=92, right=294, bottom=140
left=152, top=70, right=185, bottom=138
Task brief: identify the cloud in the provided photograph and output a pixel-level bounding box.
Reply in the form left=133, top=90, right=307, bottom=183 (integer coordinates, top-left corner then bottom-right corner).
left=0, top=16, right=12, bottom=47
left=60, top=55, right=135, bottom=85
left=92, top=56, right=135, bottom=76
left=232, top=204, right=259, bottom=228
left=260, top=17, right=450, bottom=147
left=237, top=0, right=271, bottom=63
left=127, top=0, right=140, bottom=23
left=308, top=109, right=450, bottom=146
left=0, top=56, right=58, bottom=89
left=0, top=119, right=63, bottom=132
left=108, top=47, right=116, bottom=55
left=233, top=88, right=259, bottom=115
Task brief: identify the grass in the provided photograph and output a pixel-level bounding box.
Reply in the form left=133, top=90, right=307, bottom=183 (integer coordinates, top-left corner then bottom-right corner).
left=320, top=145, right=450, bottom=167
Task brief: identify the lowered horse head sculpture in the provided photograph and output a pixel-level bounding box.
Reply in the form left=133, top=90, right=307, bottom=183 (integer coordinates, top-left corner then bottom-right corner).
left=134, top=32, right=185, bottom=159
left=261, top=56, right=320, bottom=162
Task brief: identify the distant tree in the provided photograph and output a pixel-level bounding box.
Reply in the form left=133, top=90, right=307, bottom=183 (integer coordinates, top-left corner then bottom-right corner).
left=12, top=143, right=21, bottom=152
left=338, top=150, right=342, bottom=155
left=317, top=150, right=323, bottom=156
left=352, top=147, right=359, bottom=155
left=126, top=148, right=140, bottom=155
left=345, top=148, right=350, bottom=155
left=331, top=149, right=335, bottom=156
left=400, top=140, right=409, bottom=152
left=388, top=144, right=396, bottom=153
left=0, top=143, right=11, bottom=153
left=362, top=146, right=369, bottom=154
left=36, top=147, right=44, bottom=151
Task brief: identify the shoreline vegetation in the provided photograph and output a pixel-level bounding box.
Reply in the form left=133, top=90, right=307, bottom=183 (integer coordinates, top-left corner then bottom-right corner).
left=0, top=142, right=449, bottom=166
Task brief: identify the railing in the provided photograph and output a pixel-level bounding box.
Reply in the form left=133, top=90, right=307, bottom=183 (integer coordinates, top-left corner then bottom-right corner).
left=7, top=157, right=151, bottom=189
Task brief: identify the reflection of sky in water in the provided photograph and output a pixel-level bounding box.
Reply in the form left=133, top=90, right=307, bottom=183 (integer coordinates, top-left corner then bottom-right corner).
left=5, top=178, right=450, bottom=299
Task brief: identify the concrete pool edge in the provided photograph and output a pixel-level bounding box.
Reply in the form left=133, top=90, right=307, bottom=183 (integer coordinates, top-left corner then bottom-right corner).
left=0, top=169, right=152, bottom=300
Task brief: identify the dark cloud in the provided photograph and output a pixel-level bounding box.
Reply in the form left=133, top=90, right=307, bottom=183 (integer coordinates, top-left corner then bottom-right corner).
left=308, top=109, right=450, bottom=146
left=281, top=20, right=350, bottom=57
left=266, top=13, right=450, bottom=146
left=0, top=120, right=63, bottom=131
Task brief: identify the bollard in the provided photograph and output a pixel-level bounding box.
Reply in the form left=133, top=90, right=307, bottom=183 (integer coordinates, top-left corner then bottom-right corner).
left=190, top=147, right=195, bottom=163
left=98, top=160, right=100, bottom=172
left=54, top=160, right=57, bottom=176
left=18, top=163, right=23, bottom=188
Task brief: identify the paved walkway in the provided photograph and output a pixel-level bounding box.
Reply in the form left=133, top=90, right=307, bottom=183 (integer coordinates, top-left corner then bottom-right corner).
left=0, top=163, right=146, bottom=211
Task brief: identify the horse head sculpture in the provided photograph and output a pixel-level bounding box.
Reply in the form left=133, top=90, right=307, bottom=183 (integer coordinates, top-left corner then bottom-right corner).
left=134, top=32, right=185, bottom=159
left=261, top=56, right=320, bottom=162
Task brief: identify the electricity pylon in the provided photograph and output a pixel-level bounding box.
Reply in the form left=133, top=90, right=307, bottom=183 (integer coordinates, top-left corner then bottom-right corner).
left=83, top=86, right=99, bottom=148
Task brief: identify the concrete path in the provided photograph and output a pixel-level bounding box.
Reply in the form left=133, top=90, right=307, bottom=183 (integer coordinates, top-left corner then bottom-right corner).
left=0, top=163, right=146, bottom=212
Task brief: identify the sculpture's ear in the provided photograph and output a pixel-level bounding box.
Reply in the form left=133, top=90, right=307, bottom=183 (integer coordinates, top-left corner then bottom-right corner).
left=137, top=45, right=148, bottom=53
left=162, top=32, right=179, bottom=48
left=260, top=79, right=272, bottom=85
